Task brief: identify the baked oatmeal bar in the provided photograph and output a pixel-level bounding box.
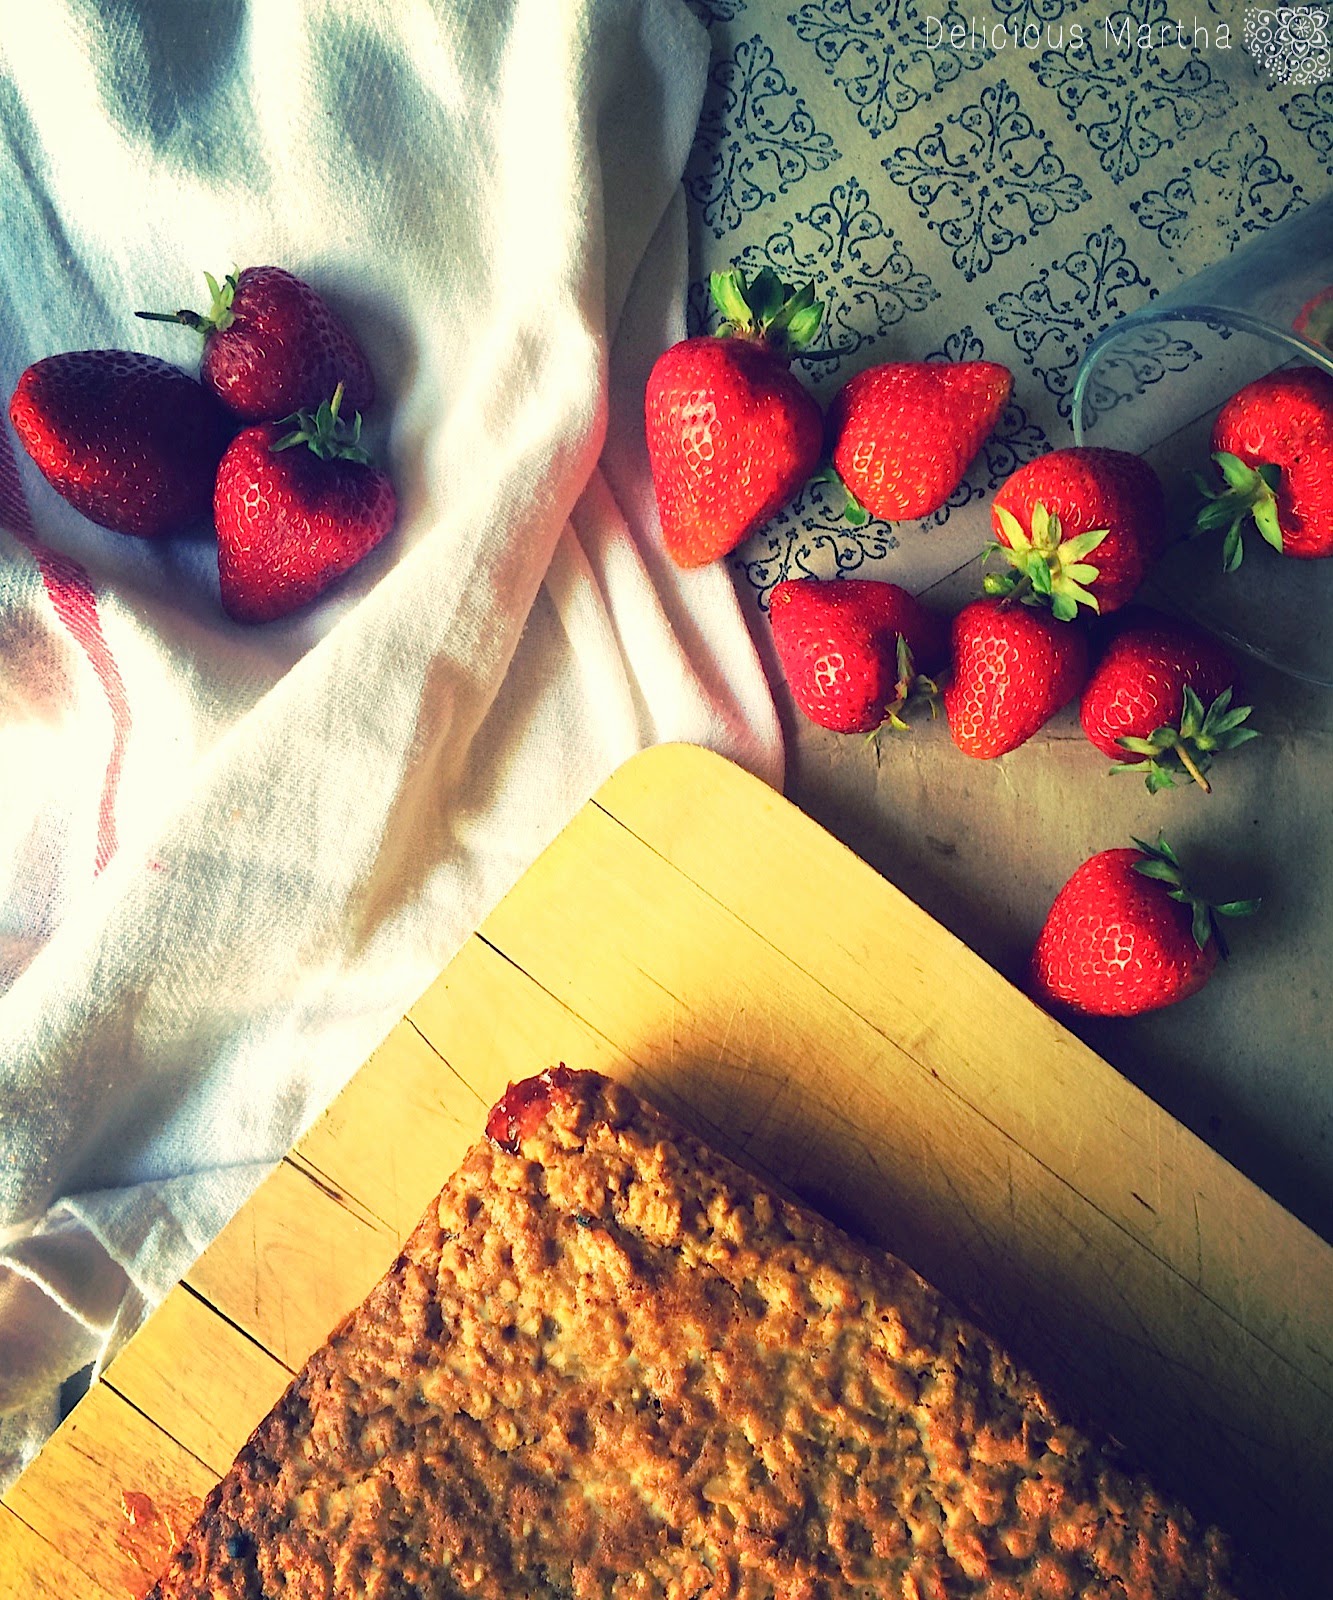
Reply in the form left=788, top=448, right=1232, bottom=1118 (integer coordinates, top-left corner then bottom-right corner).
left=147, top=1067, right=1255, bottom=1600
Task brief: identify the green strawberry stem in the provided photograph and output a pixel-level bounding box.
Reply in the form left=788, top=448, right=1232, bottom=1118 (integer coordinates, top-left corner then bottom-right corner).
left=813, top=463, right=868, bottom=527
left=1112, top=685, right=1259, bottom=796
left=710, top=268, right=823, bottom=362
left=270, top=381, right=372, bottom=464
left=864, top=638, right=939, bottom=761
left=136, top=268, right=239, bottom=338
left=1130, top=832, right=1260, bottom=956
left=983, top=502, right=1107, bottom=622
left=984, top=569, right=1032, bottom=607
left=1169, top=740, right=1210, bottom=794
left=1192, top=452, right=1283, bottom=572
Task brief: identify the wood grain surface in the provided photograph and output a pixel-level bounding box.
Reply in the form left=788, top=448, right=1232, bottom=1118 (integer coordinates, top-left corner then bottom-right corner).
left=4, top=744, right=1330, bottom=1598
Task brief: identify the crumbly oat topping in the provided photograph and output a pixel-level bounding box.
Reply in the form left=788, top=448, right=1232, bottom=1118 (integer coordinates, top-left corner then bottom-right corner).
left=150, top=1070, right=1249, bottom=1600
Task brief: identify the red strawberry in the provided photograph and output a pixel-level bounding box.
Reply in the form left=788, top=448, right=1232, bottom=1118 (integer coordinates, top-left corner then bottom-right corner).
left=1080, top=611, right=1258, bottom=794
left=943, top=597, right=1089, bottom=759
left=986, top=447, right=1167, bottom=619
left=1030, top=834, right=1258, bottom=1018
left=645, top=268, right=823, bottom=568
left=1195, top=366, right=1333, bottom=566
left=138, top=267, right=374, bottom=422
left=768, top=578, right=947, bottom=734
left=9, top=350, right=232, bottom=538
left=826, top=360, right=1012, bottom=522
left=213, top=384, right=395, bottom=623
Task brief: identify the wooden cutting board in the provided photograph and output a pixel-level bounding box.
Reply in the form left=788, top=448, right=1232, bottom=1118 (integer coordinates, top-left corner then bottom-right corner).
left=4, top=743, right=1331, bottom=1598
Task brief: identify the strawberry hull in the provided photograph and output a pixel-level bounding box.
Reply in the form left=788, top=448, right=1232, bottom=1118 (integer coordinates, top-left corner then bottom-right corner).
left=9, top=350, right=233, bottom=538
left=991, top=447, right=1166, bottom=614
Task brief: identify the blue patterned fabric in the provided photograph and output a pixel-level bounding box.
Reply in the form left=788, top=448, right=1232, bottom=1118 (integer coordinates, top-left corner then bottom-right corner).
left=681, top=0, right=1330, bottom=605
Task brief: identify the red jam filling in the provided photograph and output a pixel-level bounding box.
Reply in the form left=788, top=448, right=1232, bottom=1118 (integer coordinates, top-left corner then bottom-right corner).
left=485, top=1065, right=596, bottom=1153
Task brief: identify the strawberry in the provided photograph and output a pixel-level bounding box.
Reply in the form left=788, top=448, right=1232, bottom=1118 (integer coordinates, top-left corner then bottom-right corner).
left=138, top=267, right=374, bottom=422
left=942, top=597, right=1089, bottom=759
left=8, top=349, right=232, bottom=538
left=1030, top=834, right=1258, bottom=1019
left=213, top=383, right=395, bottom=623
left=645, top=268, right=823, bottom=568
left=1194, top=366, right=1333, bottom=567
left=1080, top=611, right=1258, bottom=794
left=825, top=360, right=1012, bottom=523
left=768, top=578, right=947, bottom=734
left=985, top=447, right=1167, bottom=619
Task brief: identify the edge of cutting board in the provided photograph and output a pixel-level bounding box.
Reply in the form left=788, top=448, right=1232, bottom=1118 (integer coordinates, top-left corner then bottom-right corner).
left=4, top=743, right=1331, bottom=1598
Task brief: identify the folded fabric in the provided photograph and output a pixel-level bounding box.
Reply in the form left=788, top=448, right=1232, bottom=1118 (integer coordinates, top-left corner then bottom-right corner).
left=0, top=0, right=781, bottom=1485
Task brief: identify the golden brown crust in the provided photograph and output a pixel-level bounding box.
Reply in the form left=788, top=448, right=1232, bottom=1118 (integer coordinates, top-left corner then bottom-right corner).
left=148, top=1069, right=1255, bottom=1600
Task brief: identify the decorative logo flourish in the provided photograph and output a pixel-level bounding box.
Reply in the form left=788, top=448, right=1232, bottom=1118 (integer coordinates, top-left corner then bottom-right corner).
left=1243, top=6, right=1332, bottom=84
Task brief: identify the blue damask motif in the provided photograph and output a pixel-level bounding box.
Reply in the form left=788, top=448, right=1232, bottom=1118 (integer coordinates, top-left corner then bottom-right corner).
left=880, top=79, right=1090, bottom=281
left=1131, top=125, right=1305, bottom=262
left=986, top=225, right=1188, bottom=419
left=731, top=481, right=900, bottom=609
left=687, top=36, right=842, bottom=238
left=909, top=327, right=1051, bottom=525
left=728, top=177, right=939, bottom=384
left=1030, top=0, right=1235, bottom=183
left=991, top=0, right=1071, bottom=27
left=786, top=0, right=989, bottom=139
left=1283, top=83, right=1333, bottom=173
left=1076, top=321, right=1216, bottom=427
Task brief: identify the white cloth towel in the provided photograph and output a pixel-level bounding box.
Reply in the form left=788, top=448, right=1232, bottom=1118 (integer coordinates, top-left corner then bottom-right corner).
left=0, top=0, right=781, bottom=1484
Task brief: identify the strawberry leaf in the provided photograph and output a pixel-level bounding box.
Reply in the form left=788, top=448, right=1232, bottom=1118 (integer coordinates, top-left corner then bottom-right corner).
left=1059, top=580, right=1098, bottom=615
left=746, top=267, right=786, bottom=324
left=1133, top=832, right=1181, bottom=869
left=1214, top=451, right=1255, bottom=491
left=1179, top=685, right=1205, bottom=741
left=994, top=506, right=1032, bottom=557
left=992, top=503, right=1105, bottom=620
left=269, top=380, right=373, bottom=465
left=711, top=266, right=824, bottom=358
left=1253, top=496, right=1285, bottom=552
left=1214, top=898, right=1261, bottom=918
left=1127, top=834, right=1257, bottom=951
left=1060, top=528, right=1110, bottom=561
left=1135, top=858, right=1184, bottom=885
left=1195, top=499, right=1236, bottom=531
left=1195, top=449, right=1285, bottom=568
left=710, top=270, right=752, bottom=330
left=782, top=302, right=824, bottom=350
left=136, top=266, right=239, bottom=336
